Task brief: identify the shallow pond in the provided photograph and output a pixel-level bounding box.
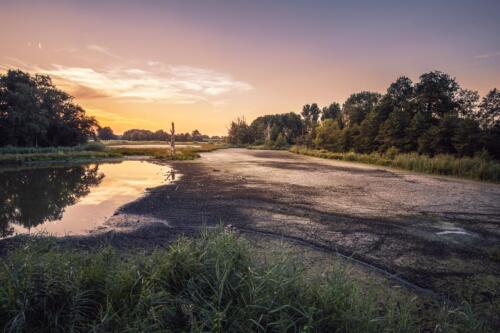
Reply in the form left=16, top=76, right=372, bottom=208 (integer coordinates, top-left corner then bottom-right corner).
left=0, top=161, right=175, bottom=238
left=110, top=144, right=201, bottom=149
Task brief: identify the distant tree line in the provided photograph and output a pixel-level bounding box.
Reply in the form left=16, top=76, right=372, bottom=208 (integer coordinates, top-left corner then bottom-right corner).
left=98, top=127, right=220, bottom=142
left=0, top=70, right=99, bottom=147
left=227, top=71, right=500, bottom=159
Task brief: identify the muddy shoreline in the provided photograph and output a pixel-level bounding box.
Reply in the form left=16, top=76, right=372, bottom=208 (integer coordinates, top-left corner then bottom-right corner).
left=120, top=149, right=500, bottom=319
left=1, top=148, right=499, bottom=323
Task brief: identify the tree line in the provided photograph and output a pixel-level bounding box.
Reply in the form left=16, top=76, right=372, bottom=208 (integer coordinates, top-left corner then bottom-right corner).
left=98, top=127, right=218, bottom=142
left=0, top=70, right=99, bottom=147
left=227, top=71, right=500, bottom=159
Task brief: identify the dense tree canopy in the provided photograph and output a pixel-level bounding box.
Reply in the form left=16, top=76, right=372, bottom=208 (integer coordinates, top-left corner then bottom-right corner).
left=97, top=126, right=117, bottom=140
left=227, top=70, right=500, bottom=159
left=0, top=70, right=99, bottom=147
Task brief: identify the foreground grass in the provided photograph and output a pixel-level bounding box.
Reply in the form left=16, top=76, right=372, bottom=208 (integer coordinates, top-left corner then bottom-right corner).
left=0, top=230, right=489, bottom=332
left=0, top=142, right=227, bottom=165
left=290, top=146, right=500, bottom=183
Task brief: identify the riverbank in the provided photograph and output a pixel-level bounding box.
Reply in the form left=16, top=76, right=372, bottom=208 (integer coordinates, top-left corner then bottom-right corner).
left=116, top=148, right=500, bottom=328
left=289, top=146, right=500, bottom=183
left=0, top=142, right=227, bottom=165
left=0, top=228, right=487, bottom=332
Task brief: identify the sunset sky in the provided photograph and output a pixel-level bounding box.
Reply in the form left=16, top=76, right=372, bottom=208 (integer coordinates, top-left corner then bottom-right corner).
left=1, top=0, right=499, bottom=135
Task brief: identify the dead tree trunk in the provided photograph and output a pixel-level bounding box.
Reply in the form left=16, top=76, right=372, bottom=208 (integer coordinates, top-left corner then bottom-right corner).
left=170, top=122, right=176, bottom=159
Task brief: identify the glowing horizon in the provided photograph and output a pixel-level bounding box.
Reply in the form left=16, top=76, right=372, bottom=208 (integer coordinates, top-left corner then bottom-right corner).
left=1, top=0, right=499, bottom=135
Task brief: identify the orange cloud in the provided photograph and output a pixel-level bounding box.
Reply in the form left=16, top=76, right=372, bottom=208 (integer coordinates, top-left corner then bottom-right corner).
left=43, top=64, right=253, bottom=104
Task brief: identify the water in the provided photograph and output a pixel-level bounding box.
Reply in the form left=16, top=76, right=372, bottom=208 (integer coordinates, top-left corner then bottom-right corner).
left=0, top=161, right=174, bottom=238
left=110, top=144, right=201, bottom=149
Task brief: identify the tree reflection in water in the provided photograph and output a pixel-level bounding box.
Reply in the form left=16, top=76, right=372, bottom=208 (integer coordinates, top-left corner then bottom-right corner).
left=0, top=165, right=104, bottom=237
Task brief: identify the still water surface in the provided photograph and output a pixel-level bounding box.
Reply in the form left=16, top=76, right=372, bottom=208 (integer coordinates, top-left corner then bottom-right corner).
left=0, top=161, right=173, bottom=238
left=110, top=144, right=201, bottom=149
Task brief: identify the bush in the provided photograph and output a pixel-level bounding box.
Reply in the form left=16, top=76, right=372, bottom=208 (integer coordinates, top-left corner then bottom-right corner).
left=273, top=133, right=288, bottom=149
left=385, top=146, right=399, bottom=160
left=82, top=141, right=106, bottom=152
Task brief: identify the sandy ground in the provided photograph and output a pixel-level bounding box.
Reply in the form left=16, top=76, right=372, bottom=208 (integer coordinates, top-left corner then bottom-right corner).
left=119, top=148, right=500, bottom=316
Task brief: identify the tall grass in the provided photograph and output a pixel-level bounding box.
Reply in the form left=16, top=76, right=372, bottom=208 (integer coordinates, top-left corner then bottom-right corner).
left=0, top=230, right=487, bottom=332
left=108, top=143, right=225, bottom=160
left=0, top=142, right=106, bottom=155
left=290, top=146, right=500, bottom=183
left=0, top=143, right=226, bottom=164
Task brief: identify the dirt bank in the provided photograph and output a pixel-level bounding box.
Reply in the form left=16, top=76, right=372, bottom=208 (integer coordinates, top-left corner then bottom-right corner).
left=120, top=148, right=500, bottom=318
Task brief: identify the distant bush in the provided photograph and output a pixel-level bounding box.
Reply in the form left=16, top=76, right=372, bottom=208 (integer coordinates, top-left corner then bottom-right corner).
left=82, top=141, right=106, bottom=152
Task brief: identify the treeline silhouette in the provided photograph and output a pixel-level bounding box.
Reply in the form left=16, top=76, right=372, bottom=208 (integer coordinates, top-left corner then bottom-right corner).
left=99, top=127, right=217, bottom=142
left=228, top=71, right=500, bottom=159
left=0, top=70, right=99, bottom=147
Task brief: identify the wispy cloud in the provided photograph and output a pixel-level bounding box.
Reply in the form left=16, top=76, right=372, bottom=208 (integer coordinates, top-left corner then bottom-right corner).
left=87, top=45, right=120, bottom=59
left=43, top=64, right=253, bottom=103
left=473, top=51, right=500, bottom=60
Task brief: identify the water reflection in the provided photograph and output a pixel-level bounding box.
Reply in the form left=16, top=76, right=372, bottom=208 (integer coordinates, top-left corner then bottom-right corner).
left=0, top=165, right=103, bottom=237
left=0, top=161, right=171, bottom=238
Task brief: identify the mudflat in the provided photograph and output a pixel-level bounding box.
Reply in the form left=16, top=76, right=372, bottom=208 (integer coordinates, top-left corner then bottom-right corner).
left=121, top=148, right=500, bottom=317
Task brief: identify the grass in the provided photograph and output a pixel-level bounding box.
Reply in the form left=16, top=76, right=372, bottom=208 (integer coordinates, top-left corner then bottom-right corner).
left=0, top=228, right=489, bottom=332
left=290, top=146, right=500, bottom=183
left=0, top=142, right=120, bottom=165
left=0, top=142, right=227, bottom=165
left=108, top=143, right=227, bottom=160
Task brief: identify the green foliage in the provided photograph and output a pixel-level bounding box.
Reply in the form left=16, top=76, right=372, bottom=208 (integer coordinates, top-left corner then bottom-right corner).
left=0, top=229, right=487, bottom=332
left=314, top=119, right=342, bottom=150
left=108, top=143, right=224, bottom=161
left=291, top=146, right=500, bottom=182
left=273, top=133, right=288, bottom=148
left=82, top=141, right=106, bottom=152
left=0, top=150, right=121, bottom=166
left=250, top=113, right=304, bottom=145
left=0, top=70, right=99, bottom=147
left=227, top=117, right=254, bottom=145
left=97, top=126, right=117, bottom=140
left=232, top=71, right=500, bottom=160
left=342, top=91, right=382, bottom=126
left=321, top=102, right=342, bottom=122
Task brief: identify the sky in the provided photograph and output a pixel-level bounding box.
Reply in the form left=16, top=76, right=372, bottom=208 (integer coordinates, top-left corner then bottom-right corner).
left=1, top=0, right=499, bottom=135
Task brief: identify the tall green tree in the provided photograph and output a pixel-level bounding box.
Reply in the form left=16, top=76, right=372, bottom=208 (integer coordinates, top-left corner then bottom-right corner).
left=414, top=71, right=460, bottom=118
left=0, top=70, right=98, bottom=147
left=342, top=91, right=381, bottom=126
left=478, top=88, right=500, bottom=129
left=227, top=117, right=254, bottom=145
